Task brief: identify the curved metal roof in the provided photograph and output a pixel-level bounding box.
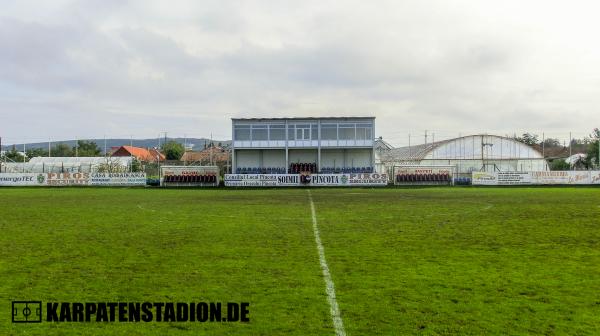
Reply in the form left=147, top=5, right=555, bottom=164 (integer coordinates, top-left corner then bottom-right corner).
left=379, top=134, right=545, bottom=162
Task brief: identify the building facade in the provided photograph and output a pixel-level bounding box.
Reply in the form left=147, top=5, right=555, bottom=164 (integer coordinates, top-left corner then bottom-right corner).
left=232, top=117, right=375, bottom=174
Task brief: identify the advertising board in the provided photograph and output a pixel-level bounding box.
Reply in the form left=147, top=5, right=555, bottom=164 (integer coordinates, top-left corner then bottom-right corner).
left=393, top=166, right=454, bottom=185
left=224, top=173, right=388, bottom=187
left=161, top=166, right=219, bottom=186
left=0, top=173, right=47, bottom=186
left=472, top=171, right=600, bottom=185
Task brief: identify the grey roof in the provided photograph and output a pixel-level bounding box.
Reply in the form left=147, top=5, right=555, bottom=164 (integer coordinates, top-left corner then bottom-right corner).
left=378, top=134, right=545, bottom=162
left=379, top=142, right=444, bottom=162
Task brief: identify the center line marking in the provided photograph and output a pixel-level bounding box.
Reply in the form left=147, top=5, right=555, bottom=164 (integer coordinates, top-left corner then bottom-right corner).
left=308, top=190, right=346, bottom=336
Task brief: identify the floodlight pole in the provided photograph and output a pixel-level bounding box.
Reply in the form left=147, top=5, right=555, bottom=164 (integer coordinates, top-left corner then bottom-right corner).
left=542, top=132, right=545, bottom=158
left=569, top=132, right=572, bottom=170
left=408, top=134, right=411, bottom=161
left=210, top=133, right=213, bottom=166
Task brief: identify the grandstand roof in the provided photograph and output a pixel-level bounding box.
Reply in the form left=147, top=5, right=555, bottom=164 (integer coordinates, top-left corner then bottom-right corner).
left=378, top=134, right=545, bottom=162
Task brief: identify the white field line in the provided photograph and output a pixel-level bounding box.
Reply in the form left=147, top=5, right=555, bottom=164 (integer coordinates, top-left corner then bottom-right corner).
left=308, top=190, right=347, bottom=336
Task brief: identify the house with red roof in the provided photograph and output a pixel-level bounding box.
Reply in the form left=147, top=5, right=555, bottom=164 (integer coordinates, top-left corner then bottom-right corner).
left=110, top=146, right=166, bottom=162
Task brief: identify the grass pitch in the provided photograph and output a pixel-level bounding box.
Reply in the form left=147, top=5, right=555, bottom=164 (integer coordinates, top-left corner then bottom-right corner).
left=1, top=187, right=599, bottom=335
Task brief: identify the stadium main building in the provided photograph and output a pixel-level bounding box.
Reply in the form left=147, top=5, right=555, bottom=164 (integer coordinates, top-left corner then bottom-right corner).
left=231, top=117, right=375, bottom=174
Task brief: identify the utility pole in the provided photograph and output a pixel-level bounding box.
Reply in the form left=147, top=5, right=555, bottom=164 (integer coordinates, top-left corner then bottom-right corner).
left=432, top=133, right=435, bottom=160
left=542, top=132, right=545, bottom=158
left=569, top=132, right=572, bottom=170
left=424, top=130, right=428, bottom=145
left=0, top=136, right=2, bottom=173
left=104, top=135, right=107, bottom=157
left=48, top=138, right=51, bottom=157
left=75, top=138, right=78, bottom=157
left=23, top=141, right=26, bottom=172
left=408, top=134, right=411, bottom=161
left=210, top=133, right=213, bottom=166
left=184, top=134, right=187, bottom=166
left=130, top=135, right=133, bottom=172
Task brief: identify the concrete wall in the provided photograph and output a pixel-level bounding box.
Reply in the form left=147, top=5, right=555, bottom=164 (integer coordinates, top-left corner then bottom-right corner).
left=321, top=149, right=371, bottom=168
left=288, top=149, right=317, bottom=164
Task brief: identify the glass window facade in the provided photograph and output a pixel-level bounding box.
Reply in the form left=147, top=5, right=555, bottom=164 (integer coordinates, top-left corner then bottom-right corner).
left=269, top=125, right=285, bottom=140
left=321, top=124, right=337, bottom=140
left=356, top=123, right=372, bottom=140
left=234, top=125, right=250, bottom=140
left=339, top=124, right=355, bottom=140
left=234, top=120, right=372, bottom=142
left=251, top=125, right=268, bottom=140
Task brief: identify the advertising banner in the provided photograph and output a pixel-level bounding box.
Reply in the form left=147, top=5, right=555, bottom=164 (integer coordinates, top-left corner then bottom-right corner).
left=496, top=172, right=532, bottom=185
left=46, top=172, right=91, bottom=186
left=89, top=173, right=147, bottom=186
left=0, top=172, right=147, bottom=186
left=530, top=171, right=590, bottom=185
left=471, top=172, right=497, bottom=185
left=0, top=173, right=47, bottom=186
left=393, top=166, right=454, bottom=185
left=224, top=173, right=388, bottom=187
left=591, top=171, right=600, bottom=184
left=472, top=171, right=600, bottom=185
left=161, top=166, right=219, bottom=186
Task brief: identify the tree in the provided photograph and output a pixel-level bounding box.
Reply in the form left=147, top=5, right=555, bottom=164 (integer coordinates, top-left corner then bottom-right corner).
left=514, top=133, right=539, bottom=146
left=541, top=138, right=561, bottom=148
left=4, top=145, right=23, bottom=162
left=585, top=128, right=600, bottom=168
left=550, top=159, right=570, bottom=171
left=131, top=158, right=143, bottom=172
left=51, top=143, right=74, bottom=157
left=161, top=141, right=185, bottom=160
left=96, top=157, right=128, bottom=173
left=26, top=147, right=49, bottom=159
left=75, top=140, right=101, bottom=157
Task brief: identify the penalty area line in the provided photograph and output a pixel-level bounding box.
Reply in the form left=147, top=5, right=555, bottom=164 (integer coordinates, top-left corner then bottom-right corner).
left=307, top=190, right=346, bottom=336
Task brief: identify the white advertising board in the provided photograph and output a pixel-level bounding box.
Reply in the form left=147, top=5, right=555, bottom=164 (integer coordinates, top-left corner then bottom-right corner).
left=0, top=173, right=47, bottom=186
left=224, top=173, right=388, bottom=187
left=89, top=172, right=147, bottom=186
left=0, top=172, right=146, bottom=186
left=224, top=174, right=297, bottom=187
left=472, top=171, right=600, bottom=185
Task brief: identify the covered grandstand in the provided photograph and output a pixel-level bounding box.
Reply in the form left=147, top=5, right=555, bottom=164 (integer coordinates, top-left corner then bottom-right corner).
left=232, top=117, right=375, bottom=174
left=0, top=156, right=133, bottom=173
left=376, top=134, right=549, bottom=177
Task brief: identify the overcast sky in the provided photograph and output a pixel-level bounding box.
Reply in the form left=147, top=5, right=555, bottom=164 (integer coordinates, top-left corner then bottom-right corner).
left=1, top=0, right=599, bottom=145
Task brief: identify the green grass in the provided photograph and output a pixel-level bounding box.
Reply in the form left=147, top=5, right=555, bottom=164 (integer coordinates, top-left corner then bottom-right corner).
left=1, top=187, right=599, bottom=335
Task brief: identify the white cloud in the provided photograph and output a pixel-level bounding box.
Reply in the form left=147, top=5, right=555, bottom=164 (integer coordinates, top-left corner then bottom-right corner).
left=0, top=0, right=599, bottom=144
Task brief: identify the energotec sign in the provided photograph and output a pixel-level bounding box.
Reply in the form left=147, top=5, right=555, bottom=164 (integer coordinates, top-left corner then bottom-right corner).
left=224, top=173, right=388, bottom=187
left=0, top=173, right=46, bottom=186
left=0, top=173, right=146, bottom=186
